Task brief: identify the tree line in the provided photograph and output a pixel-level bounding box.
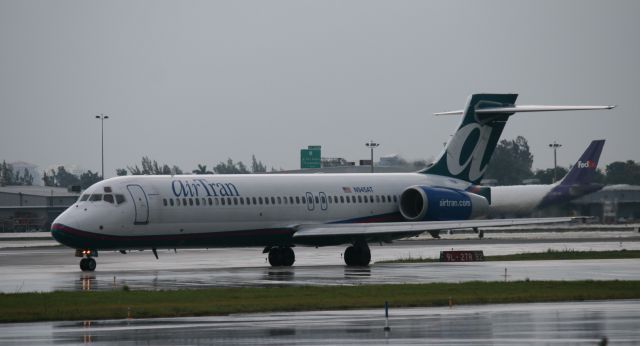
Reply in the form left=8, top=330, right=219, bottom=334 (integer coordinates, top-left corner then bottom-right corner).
left=2, top=142, right=639, bottom=188
left=483, top=136, right=640, bottom=185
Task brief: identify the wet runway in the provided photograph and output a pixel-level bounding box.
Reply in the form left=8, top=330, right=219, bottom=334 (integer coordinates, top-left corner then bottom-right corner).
left=1, top=300, right=638, bottom=345
left=1, top=234, right=639, bottom=292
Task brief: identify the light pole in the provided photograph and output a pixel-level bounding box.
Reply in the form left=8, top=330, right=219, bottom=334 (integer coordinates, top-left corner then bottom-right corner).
left=365, top=140, right=379, bottom=173
left=95, top=114, right=109, bottom=180
left=549, top=141, right=562, bottom=183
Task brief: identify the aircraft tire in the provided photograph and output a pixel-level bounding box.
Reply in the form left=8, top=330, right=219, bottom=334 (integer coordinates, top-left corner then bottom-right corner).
left=282, top=247, right=295, bottom=267
left=344, top=246, right=356, bottom=266
left=79, top=258, right=88, bottom=271
left=80, top=257, right=97, bottom=272
left=345, top=244, right=371, bottom=266
left=268, top=248, right=283, bottom=266
left=86, top=257, right=96, bottom=271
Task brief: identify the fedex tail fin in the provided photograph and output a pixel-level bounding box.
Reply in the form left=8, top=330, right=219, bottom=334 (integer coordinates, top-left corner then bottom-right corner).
left=421, top=94, right=614, bottom=184
left=539, top=140, right=605, bottom=208
left=558, top=139, right=605, bottom=187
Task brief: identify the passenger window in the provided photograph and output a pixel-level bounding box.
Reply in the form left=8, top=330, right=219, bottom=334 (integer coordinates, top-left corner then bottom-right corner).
left=357, top=196, right=362, bottom=203
left=215, top=198, right=220, bottom=206
left=202, top=198, right=206, bottom=206
left=115, top=194, right=126, bottom=204
left=240, top=197, right=245, bottom=205
left=271, top=197, right=275, bottom=204
left=259, top=197, right=263, bottom=204
left=321, top=195, right=326, bottom=204
left=89, top=194, right=103, bottom=202
left=295, top=196, right=300, bottom=204
left=227, top=197, right=232, bottom=205
left=163, top=198, right=167, bottom=206
left=233, top=197, right=238, bottom=205
left=393, top=195, right=398, bottom=203
left=221, top=198, right=226, bottom=206
left=195, top=198, right=200, bottom=206
left=189, top=198, right=194, bottom=206
left=327, top=196, right=332, bottom=204
left=265, top=197, right=270, bottom=205
left=182, top=198, right=187, bottom=206
left=301, top=196, right=306, bottom=204
left=381, top=195, right=386, bottom=203
left=177, top=199, right=181, bottom=206
left=104, top=195, right=115, bottom=204
left=277, top=196, right=282, bottom=204
left=314, top=196, right=319, bottom=204
left=170, top=199, right=175, bottom=206
left=80, top=194, right=89, bottom=201
left=340, top=196, right=344, bottom=203
left=289, top=197, right=294, bottom=204
left=369, top=196, right=374, bottom=203
left=103, top=186, right=112, bottom=193
left=283, top=197, right=287, bottom=205
left=208, top=198, right=212, bottom=206
left=387, top=195, right=392, bottom=202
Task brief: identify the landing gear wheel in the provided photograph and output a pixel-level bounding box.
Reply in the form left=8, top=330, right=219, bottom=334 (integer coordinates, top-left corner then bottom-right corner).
left=80, top=257, right=96, bottom=272
left=282, top=247, right=295, bottom=266
left=268, top=247, right=295, bottom=267
left=344, top=242, right=371, bottom=266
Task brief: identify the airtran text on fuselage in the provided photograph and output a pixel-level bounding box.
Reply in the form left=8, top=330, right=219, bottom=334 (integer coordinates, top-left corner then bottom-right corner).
left=171, top=179, right=240, bottom=198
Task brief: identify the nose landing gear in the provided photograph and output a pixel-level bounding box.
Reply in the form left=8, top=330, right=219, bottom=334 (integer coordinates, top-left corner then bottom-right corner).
left=79, top=257, right=96, bottom=271
left=76, top=249, right=98, bottom=272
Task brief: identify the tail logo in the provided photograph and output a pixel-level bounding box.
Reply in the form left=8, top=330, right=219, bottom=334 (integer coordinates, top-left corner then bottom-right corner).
left=577, top=160, right=596, bottom=169
left=446, top=123, right=493, bottom=182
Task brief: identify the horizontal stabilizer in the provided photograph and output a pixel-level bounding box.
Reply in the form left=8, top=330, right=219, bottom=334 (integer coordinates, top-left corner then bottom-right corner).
left=435, top=105, right=616, bottom=116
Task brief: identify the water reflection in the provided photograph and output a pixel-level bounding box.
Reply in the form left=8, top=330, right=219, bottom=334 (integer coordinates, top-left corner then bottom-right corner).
left=344, top=267, right=371, bottom=279
left=263, top=267, right=295, bottom=282
left=77, top=274, right=96, bottom=291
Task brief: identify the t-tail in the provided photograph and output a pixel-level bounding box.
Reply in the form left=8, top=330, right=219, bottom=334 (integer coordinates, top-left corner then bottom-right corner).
left=539, top=139, right=606, bottom=207
left=421, top=94, right=615, bottom=184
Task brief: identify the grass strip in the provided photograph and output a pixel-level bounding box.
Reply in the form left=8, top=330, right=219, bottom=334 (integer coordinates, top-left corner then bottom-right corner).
left=1, top=281, right=639, bottom=323
left=377, top=249, right=640, bottom=263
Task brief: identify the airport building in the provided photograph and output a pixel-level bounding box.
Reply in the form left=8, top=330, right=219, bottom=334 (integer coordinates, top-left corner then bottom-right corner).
left=0, top=185, right=80, bottom=232
left=571, top=184, right=640, bottom=223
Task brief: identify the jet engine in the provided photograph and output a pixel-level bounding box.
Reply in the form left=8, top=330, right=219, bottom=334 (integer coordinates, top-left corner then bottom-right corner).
left=399, top=186, right=489, bottom=221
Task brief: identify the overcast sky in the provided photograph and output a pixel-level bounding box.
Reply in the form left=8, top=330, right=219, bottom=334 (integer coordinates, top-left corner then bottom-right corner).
left=1, top=0, right=638, bottom=178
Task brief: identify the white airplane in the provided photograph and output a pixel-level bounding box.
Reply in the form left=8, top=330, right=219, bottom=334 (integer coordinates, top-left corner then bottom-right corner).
left=51, top=94, right=614, bottom=271
left=489, top=139, right=605, bottom=218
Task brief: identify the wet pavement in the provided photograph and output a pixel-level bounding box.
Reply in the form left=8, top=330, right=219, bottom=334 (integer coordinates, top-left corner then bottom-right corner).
left=1, top=300, right=638, bottom=345
left=1, top=234, right=639, bottom=293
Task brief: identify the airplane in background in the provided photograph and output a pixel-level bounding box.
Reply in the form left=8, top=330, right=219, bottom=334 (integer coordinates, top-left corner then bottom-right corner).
left=429, top=139, right=606, bottom=239
left=51, top=94, right=614, bottom=271
left=489, top=139, right=605, bottom=218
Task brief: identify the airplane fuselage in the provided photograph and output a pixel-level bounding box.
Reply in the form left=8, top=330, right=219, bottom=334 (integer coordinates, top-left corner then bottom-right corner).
left=52, top=173, right=473, bottom=250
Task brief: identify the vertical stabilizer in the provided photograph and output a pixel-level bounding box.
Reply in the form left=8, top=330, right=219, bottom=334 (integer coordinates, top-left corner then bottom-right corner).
left=421, top=94, right=519, bottom=183
left=558, top=139, right=605, bottom=186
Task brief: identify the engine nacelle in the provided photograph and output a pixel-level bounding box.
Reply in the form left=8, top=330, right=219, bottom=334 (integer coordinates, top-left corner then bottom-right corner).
left=399, top=186, right=489, bottom=221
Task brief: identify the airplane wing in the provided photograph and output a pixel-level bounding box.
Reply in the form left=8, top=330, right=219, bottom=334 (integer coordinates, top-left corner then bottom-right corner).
left=292, top=217, right=582, bottom=243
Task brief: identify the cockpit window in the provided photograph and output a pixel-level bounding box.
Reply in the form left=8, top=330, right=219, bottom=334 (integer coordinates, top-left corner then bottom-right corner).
left=89, top=194, right=103, bottom=202
left=104, top=194, right=115, bottom=204
left=80, top=194, right=89, bottom=201
left=115, top=194, right=126, bottom=204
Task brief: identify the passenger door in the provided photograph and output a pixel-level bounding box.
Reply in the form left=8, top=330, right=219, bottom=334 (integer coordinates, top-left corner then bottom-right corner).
left=127, top=184, right=149, bottom=225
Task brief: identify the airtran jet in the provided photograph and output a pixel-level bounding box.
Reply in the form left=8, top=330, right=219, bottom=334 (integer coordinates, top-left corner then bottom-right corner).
left=51, top=94, right=614, bottom=271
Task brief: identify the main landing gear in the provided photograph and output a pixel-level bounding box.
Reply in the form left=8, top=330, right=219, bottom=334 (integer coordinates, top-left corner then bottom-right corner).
left=76, top=249, right=98, bottom=272
left=343, top=241, right=371, bottom=266
left=267, top=246, right=295, bottom=267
